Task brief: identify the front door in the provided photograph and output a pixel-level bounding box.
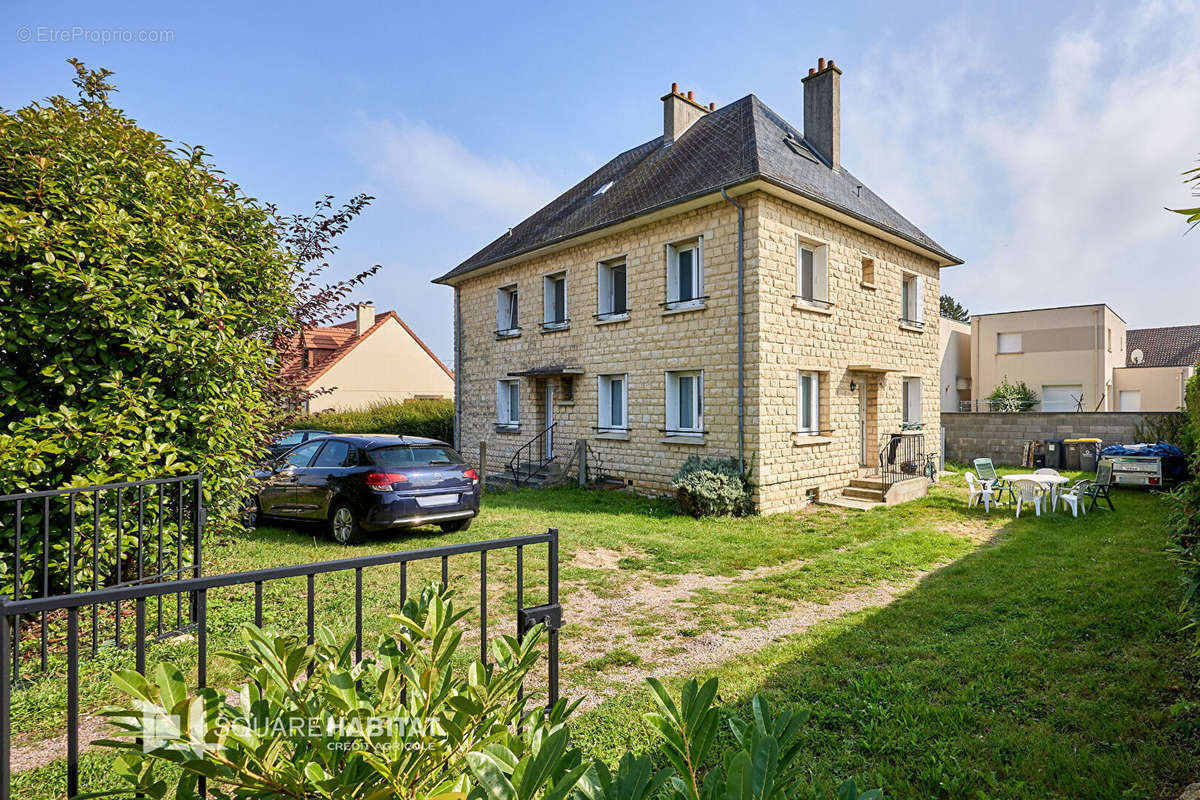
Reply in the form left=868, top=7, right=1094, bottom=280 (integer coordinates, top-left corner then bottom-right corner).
left=859, top=381, right=868, bottom=467
left=543, top=381, right=554, bottom=459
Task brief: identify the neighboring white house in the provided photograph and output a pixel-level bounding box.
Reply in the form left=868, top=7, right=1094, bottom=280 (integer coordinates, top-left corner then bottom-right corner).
left=286, top=303, right=455, bottom=413
left=938, top=317, right=971, bottom=412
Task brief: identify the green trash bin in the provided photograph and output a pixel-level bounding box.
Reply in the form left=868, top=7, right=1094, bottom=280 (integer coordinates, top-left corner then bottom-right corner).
left=1065, top=438, right=1102, bottom=473
left=1063, top=441, right=1081, bottom=470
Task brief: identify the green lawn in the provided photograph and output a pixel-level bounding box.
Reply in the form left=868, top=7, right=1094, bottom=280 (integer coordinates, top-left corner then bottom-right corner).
left=9, top=471, right=1198, bottom=800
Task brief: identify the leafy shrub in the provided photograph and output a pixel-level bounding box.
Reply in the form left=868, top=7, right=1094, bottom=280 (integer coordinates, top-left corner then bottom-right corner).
left=1166, top=370, right=1200, bottom=660
left=672, top=456, right=754, bottom=517
left=0, top=63, right=295, bottom=593
left=300, top=397, right=454, bottom=443
left=101, top=582, right=878, bottom=800
left=986, top=377, right=1040, bottom=412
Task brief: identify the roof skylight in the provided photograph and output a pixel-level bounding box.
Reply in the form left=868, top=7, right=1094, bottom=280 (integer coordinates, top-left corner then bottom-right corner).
left=593, top=180, right=615, bottom=196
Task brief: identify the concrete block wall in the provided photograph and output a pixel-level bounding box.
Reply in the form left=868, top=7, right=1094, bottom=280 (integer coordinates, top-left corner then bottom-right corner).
left=941, top=411, right=1183, bottom=465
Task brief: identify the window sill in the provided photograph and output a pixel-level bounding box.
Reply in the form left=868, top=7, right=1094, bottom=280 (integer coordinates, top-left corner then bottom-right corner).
left=595, top=313, right=630, bottom=326
left=494, top=424, right=521, bottom=434
left=541, top=323, right=570, bottom=334
left=860, top=281, right=876, bottom=290
left=793, top=301, right=834, bottom=316
left=557, top=400, right=575, bottom=407
left=494, top=329, right=522, bottom=340
left=898, top=322, right=925, bottom=333
left=594, top=431, right=630, bottom=441
left=997, top=351, right=1023, bottom=355
left=660, top=434, right=706, bottom=446
left=661, top=302, right=706, bottom=317
left=792, top=433, right=835, bottom=447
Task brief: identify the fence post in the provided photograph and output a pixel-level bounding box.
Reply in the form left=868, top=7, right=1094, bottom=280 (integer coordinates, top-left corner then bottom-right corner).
left=577, top=440, right=587, bottom=486
left=1, top=606, right=10, bottom=800
left=548, top=527, right=559, bottom=707
left=479, top=441, right=487, bottom=495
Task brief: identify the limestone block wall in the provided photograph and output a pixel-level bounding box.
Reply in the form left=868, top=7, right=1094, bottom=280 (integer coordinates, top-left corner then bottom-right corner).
left=752, top=193, right=943, bottom=513
left=454, top=199, right=752, bottom=495
left=451, top=189, right=945, bottom=513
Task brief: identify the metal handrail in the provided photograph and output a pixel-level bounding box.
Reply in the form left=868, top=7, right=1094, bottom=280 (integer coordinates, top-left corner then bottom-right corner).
left=878, top=432, right=926, bottom=486
left=507, top=422, right=557, bottom=487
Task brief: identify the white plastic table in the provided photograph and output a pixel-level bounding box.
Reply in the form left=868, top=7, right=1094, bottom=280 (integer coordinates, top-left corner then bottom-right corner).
left=1002, top=473, right=1070, bottom=512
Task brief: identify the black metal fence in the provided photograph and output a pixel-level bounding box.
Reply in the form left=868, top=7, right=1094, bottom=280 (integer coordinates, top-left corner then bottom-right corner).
left=878, top=433, right=928, bottom=485
left=0, top=526, right=560, bottom=799
left=0, top=475, right=204, bottom=681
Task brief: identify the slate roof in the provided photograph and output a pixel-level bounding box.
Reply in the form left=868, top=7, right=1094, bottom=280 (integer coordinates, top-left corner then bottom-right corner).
left=435, top=94, right=959, bottom=284
left=1126, top=325, right=1200, bottom=368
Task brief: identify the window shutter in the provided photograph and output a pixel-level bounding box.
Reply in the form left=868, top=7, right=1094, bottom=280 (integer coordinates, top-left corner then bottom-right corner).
left=814, top=245, right=829, bottom=303
left=695, top=238, right=704, bottom=296
left=914, top=276, right=925, bottom=324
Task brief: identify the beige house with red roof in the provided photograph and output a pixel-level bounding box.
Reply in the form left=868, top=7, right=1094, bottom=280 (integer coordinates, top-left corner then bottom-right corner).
left=292, top=303, right=454, bottom=413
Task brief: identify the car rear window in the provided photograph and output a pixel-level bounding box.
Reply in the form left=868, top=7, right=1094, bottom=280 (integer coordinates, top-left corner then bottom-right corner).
left=370, top=446, right=464, bottom=467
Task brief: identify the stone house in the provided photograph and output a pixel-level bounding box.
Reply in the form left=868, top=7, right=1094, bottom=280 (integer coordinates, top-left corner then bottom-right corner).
left=434, top=59, right=962, bottom=512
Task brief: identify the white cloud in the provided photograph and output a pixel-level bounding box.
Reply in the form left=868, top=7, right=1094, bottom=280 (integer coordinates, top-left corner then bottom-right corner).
left=350, top=118, right=556, bottom=224
left=844, top=1, right=1200, bottom=328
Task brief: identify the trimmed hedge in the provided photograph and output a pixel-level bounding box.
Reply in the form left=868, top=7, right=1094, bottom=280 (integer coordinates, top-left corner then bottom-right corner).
left=300, top=398, right=454, bottom=443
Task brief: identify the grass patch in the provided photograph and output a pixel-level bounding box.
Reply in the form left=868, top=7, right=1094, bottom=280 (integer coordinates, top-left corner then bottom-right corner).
left=572, top=485, right=1200, bottom=799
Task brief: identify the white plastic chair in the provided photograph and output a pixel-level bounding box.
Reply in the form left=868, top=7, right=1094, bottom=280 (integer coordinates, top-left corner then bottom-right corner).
left=1033, top=468, right=1060, bottom=476
left=1058, top=480, right=1090, bottom=518
left=1012, top=478, right=1045, bottom=518
left=965, top=471, right=996, bottom=512
left=1034, top=468, right=1062, bottom=510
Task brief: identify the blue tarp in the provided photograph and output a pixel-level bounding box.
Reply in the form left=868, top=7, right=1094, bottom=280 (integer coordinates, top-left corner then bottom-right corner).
left=1100, top=441, right=1185, bottom=458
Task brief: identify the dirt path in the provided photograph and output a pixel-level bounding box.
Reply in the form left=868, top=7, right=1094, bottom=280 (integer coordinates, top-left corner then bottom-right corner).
left=10, top=514, right=1002, bottom=773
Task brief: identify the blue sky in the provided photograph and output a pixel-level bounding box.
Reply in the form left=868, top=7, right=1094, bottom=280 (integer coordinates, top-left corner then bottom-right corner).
left=6, top=0, right=1199, bottom=364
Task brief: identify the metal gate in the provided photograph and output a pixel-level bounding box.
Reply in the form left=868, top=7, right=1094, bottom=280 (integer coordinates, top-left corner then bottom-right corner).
left=0, top=516, right=560, bottom=799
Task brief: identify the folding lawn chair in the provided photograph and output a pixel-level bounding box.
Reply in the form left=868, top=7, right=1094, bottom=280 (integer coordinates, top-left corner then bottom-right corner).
left=973, top=458, right=1014, bottom=505
left=1085, top=460, right=1115, bottom=512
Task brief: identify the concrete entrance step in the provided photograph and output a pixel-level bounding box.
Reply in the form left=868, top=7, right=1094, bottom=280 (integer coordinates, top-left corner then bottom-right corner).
left=818, top=495, right=884, bottom=511
left=842, top=486, right=886, bottom=503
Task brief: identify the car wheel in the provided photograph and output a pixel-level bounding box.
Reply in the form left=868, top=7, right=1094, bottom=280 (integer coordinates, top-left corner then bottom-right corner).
left=241, top=497, right=260, bottom=528
left=438, top=517, right=473, bottom=533
left=329, top=502, right=362, bottom=545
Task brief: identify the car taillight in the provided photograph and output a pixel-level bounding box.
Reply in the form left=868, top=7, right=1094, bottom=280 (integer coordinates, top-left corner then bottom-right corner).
left=366, top=471, right=409, bottom=491
left=463, top=468, right=480, bottom=484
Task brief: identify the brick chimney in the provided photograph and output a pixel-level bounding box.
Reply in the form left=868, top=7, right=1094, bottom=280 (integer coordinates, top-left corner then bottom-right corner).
left=802, top=58, right=842, bottom=169
left=355, top=302, right=375, bottom=335
left=661, top=82, right=709, bottom=144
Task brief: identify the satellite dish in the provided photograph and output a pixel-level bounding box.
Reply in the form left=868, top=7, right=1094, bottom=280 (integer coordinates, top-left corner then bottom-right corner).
left=1131, top=348, right=1144, bottom=365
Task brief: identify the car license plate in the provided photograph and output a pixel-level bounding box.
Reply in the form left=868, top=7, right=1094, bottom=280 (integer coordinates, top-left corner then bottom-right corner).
left=417, top=494, right=458, bottom=508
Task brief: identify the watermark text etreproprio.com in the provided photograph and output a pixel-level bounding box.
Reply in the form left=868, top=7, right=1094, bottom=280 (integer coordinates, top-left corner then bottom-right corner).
left=16, top=26, right=175, bottom=44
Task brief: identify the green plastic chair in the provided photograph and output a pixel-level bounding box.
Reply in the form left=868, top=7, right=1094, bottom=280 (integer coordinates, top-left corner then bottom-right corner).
left=1085, top=460, right=1115, bottom=511
left=973, top=458, right=1014, bottom=504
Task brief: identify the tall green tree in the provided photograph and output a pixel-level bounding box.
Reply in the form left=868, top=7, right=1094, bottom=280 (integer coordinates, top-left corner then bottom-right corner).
left=940, top=294, right=969, bottom=322
left=0, top=61, right=323, bottom=528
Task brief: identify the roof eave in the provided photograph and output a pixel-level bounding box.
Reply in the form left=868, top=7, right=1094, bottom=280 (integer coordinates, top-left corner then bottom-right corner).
left=433, top=175, right=962, bottom=287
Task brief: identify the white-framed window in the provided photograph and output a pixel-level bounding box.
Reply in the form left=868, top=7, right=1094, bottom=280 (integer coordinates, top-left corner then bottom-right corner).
left=665, top=370, right=703, bottom=434
left=797, top=371, right=822, bottom=434
left=900, top=273, right=924, bottom=327
left=496, top=285, right=519, bottom=334
left=597, top=374, right=628, bottom=431
left=1119, top=390, right=1141, bottom=411
left=542, top=272, right=568, bottom=328
left=496, top=379, right=520, bottom=426
left=795, top=237, right=829, bottom=307
left=997, top=333, right=1022, bottom=354
left=902, top=376, right=922, bottom=426
left=597, top=258, right=628, bottom=318
left=665, top=237, right=703, bottom=308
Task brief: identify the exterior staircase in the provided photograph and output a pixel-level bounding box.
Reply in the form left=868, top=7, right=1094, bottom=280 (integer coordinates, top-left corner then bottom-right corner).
left=820, top=476, right=887, bottom=510
left=485, top=459, right=565, bottom=490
